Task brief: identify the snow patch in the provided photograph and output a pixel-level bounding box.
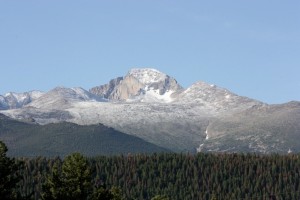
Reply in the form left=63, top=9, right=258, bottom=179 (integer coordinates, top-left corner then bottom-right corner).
left=143, top=89, right=174, bottom=103
left=126, top=87, right=175, bottom=103
left=196, top=128, right=210, bottom=152
left=129, top=68, right=167, bottom=85
left=205, top=129, right=209, bottom=140
left=196, top=144, right=204, bottom=152
left=225, top=94, right=231, bottom=99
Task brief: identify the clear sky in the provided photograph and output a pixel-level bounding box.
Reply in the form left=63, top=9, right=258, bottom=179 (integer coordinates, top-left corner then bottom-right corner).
left=0, top=1, right=299, bottom=104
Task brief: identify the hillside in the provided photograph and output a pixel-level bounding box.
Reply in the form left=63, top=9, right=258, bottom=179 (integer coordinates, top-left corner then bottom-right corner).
left=0, top=114, right=170, bottom=157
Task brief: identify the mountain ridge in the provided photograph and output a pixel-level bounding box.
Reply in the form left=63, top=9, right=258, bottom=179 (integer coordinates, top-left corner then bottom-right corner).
left=0, top=90, right=44, bottom=110
left=0, top=68, right=299, bottom=155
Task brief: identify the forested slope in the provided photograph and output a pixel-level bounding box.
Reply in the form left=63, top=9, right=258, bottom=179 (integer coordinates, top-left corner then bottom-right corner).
left=0, top=114, right=169, bottom=157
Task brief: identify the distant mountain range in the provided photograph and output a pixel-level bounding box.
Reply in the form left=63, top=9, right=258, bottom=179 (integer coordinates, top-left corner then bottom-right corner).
left=1, top=68, right=300, bottom=156
left=0, top=91, right=44, bottom=110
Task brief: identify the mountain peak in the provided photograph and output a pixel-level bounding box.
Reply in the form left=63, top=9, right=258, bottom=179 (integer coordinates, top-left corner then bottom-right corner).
left=128, top=68, right=163, bottom=74
left=128, top=68, right=167, bottom=85
left=174, top=81, right=262, bottom=113
left=90, top=68, right=183, bottom=102
left=0, top=90, right=44, bottom=110
left=26, top=87, right=105, bottom=110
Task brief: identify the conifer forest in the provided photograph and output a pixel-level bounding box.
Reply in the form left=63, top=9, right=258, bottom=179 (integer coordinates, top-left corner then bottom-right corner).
left=2, top=139, right=300, bottom=200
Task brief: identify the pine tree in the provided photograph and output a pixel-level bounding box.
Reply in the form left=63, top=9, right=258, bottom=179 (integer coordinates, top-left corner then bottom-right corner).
left=42, top=153, right=92, bottom=200
left=0, top=141, right=23, bottom=200
left=41, top=161, right=63, bottom=200
left=62, top=153, right=92, bottom=199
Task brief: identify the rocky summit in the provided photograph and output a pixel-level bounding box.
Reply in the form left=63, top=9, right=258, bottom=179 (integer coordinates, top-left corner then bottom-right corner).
left=1, top=68, right=300, bottom=155
left=90, top=68, right=183, bottom=102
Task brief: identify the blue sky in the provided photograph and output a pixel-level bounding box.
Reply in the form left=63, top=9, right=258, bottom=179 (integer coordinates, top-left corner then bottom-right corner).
left=0, top=1, right=299, bottom=104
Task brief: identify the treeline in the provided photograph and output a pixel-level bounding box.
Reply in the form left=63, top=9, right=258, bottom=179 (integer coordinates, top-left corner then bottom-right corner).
left=3, top=142, right=300, bottom=199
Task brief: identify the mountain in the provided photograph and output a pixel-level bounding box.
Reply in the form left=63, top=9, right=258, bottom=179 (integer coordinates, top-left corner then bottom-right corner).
left=0, top=91, right=44, bottom=110
left=0, top=87, right=106, bottom=124
left=198, top=101, right=300, bottom=153
left=90, top=68, right=183, bottom=103
left=1, top=68, right=300, bottom=154
left=0, top=114, right=169, bottom=157
left=174, top=81, right=263, bottom=114
left=27, top=87, right=106, bottom=109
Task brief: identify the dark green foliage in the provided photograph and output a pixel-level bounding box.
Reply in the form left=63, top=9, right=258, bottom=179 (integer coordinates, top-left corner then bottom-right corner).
left=15, top=153, right=300, bottom=200
left=90, top=184, right=121, bottom=200
left=41, top=153, right=125, bottom=200
left=151, top=195, right=169, bottom=200
left=0, top=141, right=23, bottom=200
left=110, top=186, right=125, bottom=200
left=61, top=153, right=92, bottom=199
left=91, top=185, right=114, bottom=200
left=41, top=161, right=63, bottom=200
left=42, top=153, right=92, bottom=200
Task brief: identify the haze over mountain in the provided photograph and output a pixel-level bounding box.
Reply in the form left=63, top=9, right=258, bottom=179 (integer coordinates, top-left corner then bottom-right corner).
left=1, top=68, right=299, bottom=155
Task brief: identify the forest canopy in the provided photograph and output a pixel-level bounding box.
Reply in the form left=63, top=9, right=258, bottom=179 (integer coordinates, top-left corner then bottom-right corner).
left=1, top=140, right=300, bottom=199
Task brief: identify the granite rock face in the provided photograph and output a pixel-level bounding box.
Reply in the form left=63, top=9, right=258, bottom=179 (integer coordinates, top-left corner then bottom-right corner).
left=90, top=77, right=123, bottom=99
left=90, top=68, right=183, bottom=102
